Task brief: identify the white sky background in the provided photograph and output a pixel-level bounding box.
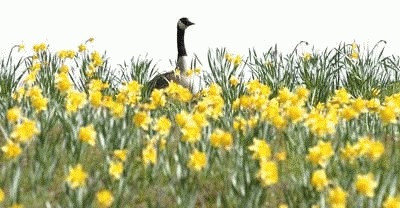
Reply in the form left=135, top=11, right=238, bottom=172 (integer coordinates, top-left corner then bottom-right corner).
left=1, top=0, right=400, bottom=72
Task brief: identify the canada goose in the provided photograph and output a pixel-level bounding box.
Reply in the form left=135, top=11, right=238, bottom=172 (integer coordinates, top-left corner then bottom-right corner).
left=148, top=17, right=195, bottom=91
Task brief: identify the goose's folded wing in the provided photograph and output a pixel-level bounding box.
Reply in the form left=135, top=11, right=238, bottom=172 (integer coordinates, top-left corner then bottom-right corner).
left=148, top=71, right=176, bottom=90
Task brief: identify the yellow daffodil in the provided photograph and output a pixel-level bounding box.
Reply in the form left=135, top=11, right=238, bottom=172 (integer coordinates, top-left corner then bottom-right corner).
left=91, top=51, right=103, bottom=67
left=57, top=50, right=76, bottom=59
left=89, top=90, right=103, bottom=108
left=277, top=87, right=293, bottom=104
left=233, top=55, right=241, bottom=66
left=142, top=144, right=157, bottom=165
left=256, top=160, right=278, bottom=186
left=311, top=169, right=329, bottom=192
left=303, top=52, right=312, bottom=61
left=165, top=82, right=192, bottom=103
left=355, top=173, right=377, bottom=198
left=78, top=44, right=87, bottom=52
left=55, top=72, right=72, bottom=93
left=150, top=89, right=166, bottom=109
left=109, top=101, right=125, bottom=118
left=118, top=80, right=142, bottom=106
left=11, top=118, right=39, bottom=143
left=113, top=149, right=128, bottom=162
left=306, top=140, right=334, bottom=167
left=66, top=89, right=87, bottom=113
left=330, top=88, right=352, bottom=105
left=33, top=43, right=47, bottom=53
left=66, top=164, right=88, bottom=189
left=30, top=94, right=48, bottom=112
left=89, top=79, right=109, bottom=91
left=9, top=203, right=24, bottom=208
left=18, top=43, right=25, bottom=52
left=87, top=37, right=95, bottom=43
left=248, top=138, right=272, bottom=161
left=341, top=105, right=358, bottom=121
left=383, top=195, right=400, bottom=208
left=175, top=110, right=190, bottom=127
left=328, top=186, right=347, bottom=208
left=0, top=188, right=4, bottom=202
left=286, top=105, right=306, bottom=123
left=351, top=97, right=367, bottom=113
left=109, top=161, right=123, bottom=180
left=351, top=42, right=359, bottom=59
left=229, top=76, right=239, bottom=87
left=96, top=189, right=114, bottom=207
left=379, top=105, right=397, bottom=125
left=187, top=149, right=207, bottom=172
left=1, top=140, right=22, bottom=159
left=295, top=86, right=310, bottom=101
left=133, top=111, right=152, bottom=131
left=153, top=116, right=172, bottom=136
left=78, top=124, right=96, bottom=146
left=210, top=128, right=233, bottom=150
left=275, top=151, right=287, bottom=161
left=6, top=107, right=21, bottom=123
left=340, top=143, right=358, bottom=163
left=60, top=64, right=70, bottom=73
left=181, top=120, right=202, bottom=143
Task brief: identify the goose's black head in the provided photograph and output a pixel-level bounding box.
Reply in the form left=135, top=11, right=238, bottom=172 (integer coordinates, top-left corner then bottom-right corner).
left=177, top=17, right=194, bottom=30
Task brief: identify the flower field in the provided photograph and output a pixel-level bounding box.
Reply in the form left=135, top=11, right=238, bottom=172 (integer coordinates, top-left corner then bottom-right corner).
left=0, top=40, right=400, bottom=207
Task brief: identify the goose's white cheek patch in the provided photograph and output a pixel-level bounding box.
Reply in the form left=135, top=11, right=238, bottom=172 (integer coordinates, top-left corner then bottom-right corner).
left=178, top=21, right=187, bottom=30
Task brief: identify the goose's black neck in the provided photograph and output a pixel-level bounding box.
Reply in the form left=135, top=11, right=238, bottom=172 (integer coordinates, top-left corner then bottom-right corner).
left=177, top=27, right=187, bottom=57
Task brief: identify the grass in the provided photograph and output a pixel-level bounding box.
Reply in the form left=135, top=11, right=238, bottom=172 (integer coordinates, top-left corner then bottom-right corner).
left=0, top=40, right=400, bottom=207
